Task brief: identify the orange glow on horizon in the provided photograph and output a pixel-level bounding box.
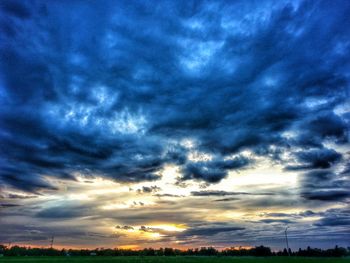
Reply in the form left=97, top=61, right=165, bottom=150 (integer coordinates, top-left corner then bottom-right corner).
left=4, top=242, right=254, bottom=251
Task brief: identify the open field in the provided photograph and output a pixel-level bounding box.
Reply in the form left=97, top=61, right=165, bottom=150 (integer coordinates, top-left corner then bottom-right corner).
left=0, top=257, right=350, bottom=263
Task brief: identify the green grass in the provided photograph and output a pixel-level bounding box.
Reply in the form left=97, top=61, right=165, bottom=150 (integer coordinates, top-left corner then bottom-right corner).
left=0, top=257, right=350, bottom=263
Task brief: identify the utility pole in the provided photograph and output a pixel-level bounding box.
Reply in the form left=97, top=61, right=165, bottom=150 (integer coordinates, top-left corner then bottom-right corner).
left=284, top=227, right=290, bottom=256
left=50, top=236, right=54, bottom=249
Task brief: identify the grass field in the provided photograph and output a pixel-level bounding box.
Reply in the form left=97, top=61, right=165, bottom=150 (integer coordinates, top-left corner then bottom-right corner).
left=0, top=257, right=350, bottom=263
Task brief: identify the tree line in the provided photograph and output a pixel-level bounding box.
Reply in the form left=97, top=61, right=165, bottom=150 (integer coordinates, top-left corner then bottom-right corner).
left=0, top=244, right=349, bottom=257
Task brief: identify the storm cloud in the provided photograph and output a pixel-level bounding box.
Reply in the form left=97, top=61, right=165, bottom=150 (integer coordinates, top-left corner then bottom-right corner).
left=0, top=0, right=349, bottom=191
left=0, top=0, right=349, bottom=250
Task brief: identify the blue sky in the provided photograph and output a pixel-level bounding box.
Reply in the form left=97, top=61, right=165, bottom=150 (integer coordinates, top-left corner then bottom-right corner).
left=0, top=0, right=349, bottom=250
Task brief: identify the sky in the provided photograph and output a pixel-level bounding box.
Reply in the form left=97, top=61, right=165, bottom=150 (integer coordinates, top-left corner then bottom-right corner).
left=0, top=0, right=349, bottom=251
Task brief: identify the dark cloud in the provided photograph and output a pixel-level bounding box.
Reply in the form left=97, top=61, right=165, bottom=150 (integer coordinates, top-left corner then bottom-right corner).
left=181, top=163, right=227, bottom=183
left=304, top=113, right=348, bottom=144
left=315, top=216, right=350, bottom=227
left=116, top=225, right=134, bottom=230
left=192, top=190, right=246, bottom=196
left=153, top=193, right=184, bottom=198
left=7, top=194, right=38, bottom=199
left=261, top=210, right=318, bottom=218
left=214, top=197, right=240, bottom=202
left=178, top=226, right=245, bottom=237
left=137, top=224, right=244, bottom=240
left=0, top=203, right=21, bottom=208
left=137, top=185, right=161, bottom=194
left=314, top=208, right=350, bottom=227
left=139, top=226, right=156, bottom=233
left=36, top=204, right=93, bottom=219
left=0, top=0, right=349, bottom=197
left=0, top=0, right=31, bottom=19
left=286, top=148, right=342, bottom=170
left=301, top=190, right=350, bottom=202
left=259, top=219, right=294, bottom=224
left=191, top=190, right=274, bottom=196
left=261, top=212, right=290, bottom=217
left=180, top=156, right=252, bottom=182
left=298, top=168, right=350, bottom=202
left=298, top=210, right=317, bottom=217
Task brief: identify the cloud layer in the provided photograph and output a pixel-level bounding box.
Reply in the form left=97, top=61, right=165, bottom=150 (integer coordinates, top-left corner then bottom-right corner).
left=0, top=0, right=349, bottom=249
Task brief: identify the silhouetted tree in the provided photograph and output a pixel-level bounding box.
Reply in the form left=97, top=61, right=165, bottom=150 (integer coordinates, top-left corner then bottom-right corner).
left=0, top=244, right=348, bottom=257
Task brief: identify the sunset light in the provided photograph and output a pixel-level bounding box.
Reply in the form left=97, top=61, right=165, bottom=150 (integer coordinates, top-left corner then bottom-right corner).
left=0, top=0, right=349, bottom=255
